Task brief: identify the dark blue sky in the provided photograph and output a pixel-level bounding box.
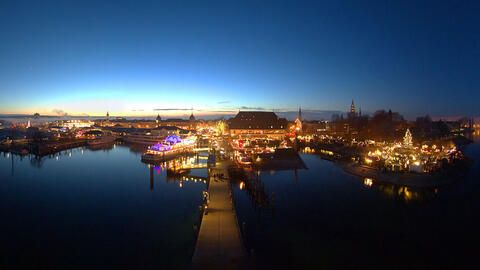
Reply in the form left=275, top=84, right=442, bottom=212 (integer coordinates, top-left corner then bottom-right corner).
left=0, top=0, right=478, bottom=118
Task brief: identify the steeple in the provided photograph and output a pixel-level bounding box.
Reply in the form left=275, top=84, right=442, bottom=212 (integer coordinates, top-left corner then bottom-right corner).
left=106, top=111, right=110, bottom=120
left=298, top=106, right=302, bottom=121
left=350, top=99, right=356, bottom=114
left=189, top=111, right=195, bottom=121
left=156, top=114, right=161, bottom=123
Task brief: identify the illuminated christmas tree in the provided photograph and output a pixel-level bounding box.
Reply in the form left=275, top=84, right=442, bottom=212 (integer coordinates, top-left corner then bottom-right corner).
left=403, top=128, right=413, bottom=147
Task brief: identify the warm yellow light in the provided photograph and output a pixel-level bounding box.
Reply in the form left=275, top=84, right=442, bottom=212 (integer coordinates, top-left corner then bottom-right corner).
left=239, top=181, right=245, bottom=190
left=364, top=178, right=373, bottom=187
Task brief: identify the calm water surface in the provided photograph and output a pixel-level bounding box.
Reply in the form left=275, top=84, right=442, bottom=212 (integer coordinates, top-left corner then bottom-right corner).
left=0, top=145, right=206, bottom=269
left=233, top=138, right=480, bottom=269
left=1, top=140, right=479, bottom=269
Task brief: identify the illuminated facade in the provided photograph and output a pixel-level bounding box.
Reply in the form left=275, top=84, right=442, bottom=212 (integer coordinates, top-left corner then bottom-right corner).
left=228, top=111, right=288, bottom=140
left=61, top=120, right=94, bottom=129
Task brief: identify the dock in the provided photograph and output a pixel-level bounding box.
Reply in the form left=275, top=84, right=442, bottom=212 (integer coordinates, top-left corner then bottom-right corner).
left=192, top=161, right=249, bottom=269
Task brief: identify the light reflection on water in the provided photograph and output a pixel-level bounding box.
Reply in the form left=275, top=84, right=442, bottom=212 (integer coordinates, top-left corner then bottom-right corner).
left=360, top=177, right=440, bottom=202
left=232, top=142, right=480, bottom=269
left=1, top=138, right=479, bottom=269
left=0, top=145, right=207, bottom=269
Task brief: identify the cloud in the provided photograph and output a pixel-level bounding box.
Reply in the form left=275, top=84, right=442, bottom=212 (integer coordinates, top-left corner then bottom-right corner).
left=52, top=109, right=68, bottom=116
left=209, top=110, right=237, bottom=113
left=217, top=100, right=231, bottom=104
left=239, top=106, right=266, bottom=110
left=154, top=108, right=192, bottom=111
left=132, top=109, right=145, bottom=112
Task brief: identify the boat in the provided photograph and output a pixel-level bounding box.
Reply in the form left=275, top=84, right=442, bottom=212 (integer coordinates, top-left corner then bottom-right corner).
left=123, top=132, right=164, bottom=145
left=141, top=135, right=197, bottom=163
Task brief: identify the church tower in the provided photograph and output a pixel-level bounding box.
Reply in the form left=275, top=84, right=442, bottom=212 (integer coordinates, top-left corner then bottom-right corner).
left=348, top=99, right=357, bottom=119
left=350, top=99, right=356, bottom=114
left=189, top=112, right=196, bottom=121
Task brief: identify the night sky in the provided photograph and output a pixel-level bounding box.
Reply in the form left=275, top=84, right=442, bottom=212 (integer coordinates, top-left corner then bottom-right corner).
left=1, top=0, right=479, bottom=118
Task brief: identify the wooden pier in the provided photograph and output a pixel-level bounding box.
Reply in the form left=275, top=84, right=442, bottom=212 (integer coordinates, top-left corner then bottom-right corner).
left=192, top=161, right=249, bottom=269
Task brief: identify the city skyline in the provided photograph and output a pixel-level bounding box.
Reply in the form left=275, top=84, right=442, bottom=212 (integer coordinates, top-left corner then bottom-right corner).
left=1, top=2, right=479, bottom=268
left=1, top=0, right=479, bottom=117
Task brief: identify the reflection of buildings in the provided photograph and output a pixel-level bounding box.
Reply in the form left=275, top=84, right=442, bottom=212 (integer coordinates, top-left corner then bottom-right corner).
left=146, top=155, right=209, bottom=190
left=473, top=120, right=480, bottom=136
left=363, top=178, right=438, bottom=202
left=228, top=111, right=288, bottom=140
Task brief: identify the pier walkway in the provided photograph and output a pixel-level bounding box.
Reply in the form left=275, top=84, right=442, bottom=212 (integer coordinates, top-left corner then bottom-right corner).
left=192, top=160, right=249, bottom=269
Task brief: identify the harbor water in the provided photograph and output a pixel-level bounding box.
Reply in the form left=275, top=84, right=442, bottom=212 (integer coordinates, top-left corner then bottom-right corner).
left=1, top=139, right=479, bottom=269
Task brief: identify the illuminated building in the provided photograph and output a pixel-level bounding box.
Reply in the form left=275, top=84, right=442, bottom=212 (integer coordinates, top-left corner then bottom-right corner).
left=122, top=126, right=190, bottom=145
left=228, top=111, right=288, bottom=140
left=61, top=119, right=94, bottom=129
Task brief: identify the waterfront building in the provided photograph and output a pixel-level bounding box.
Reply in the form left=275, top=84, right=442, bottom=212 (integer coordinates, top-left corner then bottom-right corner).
left=96, top=117, right=197, bottom=131
left=302, top=120, right=330, bottom=134
left=122, top=126, right=190, bottom=145
left=228, top=111, right=288, bottom=140
left=163, top=118, right=197, bottom=131
left=60, top=119, right=94, bottom=129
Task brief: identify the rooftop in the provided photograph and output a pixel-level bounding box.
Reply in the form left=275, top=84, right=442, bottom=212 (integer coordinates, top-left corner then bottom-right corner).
left=228, top=111, right=288, bottom=130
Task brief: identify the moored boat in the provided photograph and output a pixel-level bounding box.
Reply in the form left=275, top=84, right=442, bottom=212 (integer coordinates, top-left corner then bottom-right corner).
left=141, top=135, right=197, bottom=163
left=123, top=132, right=164, bottom=145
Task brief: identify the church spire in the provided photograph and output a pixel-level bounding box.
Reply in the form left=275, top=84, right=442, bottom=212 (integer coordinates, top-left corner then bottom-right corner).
left=350, top=99, right=356, bottom=114
left=189, top=108, right=195, bottom=121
